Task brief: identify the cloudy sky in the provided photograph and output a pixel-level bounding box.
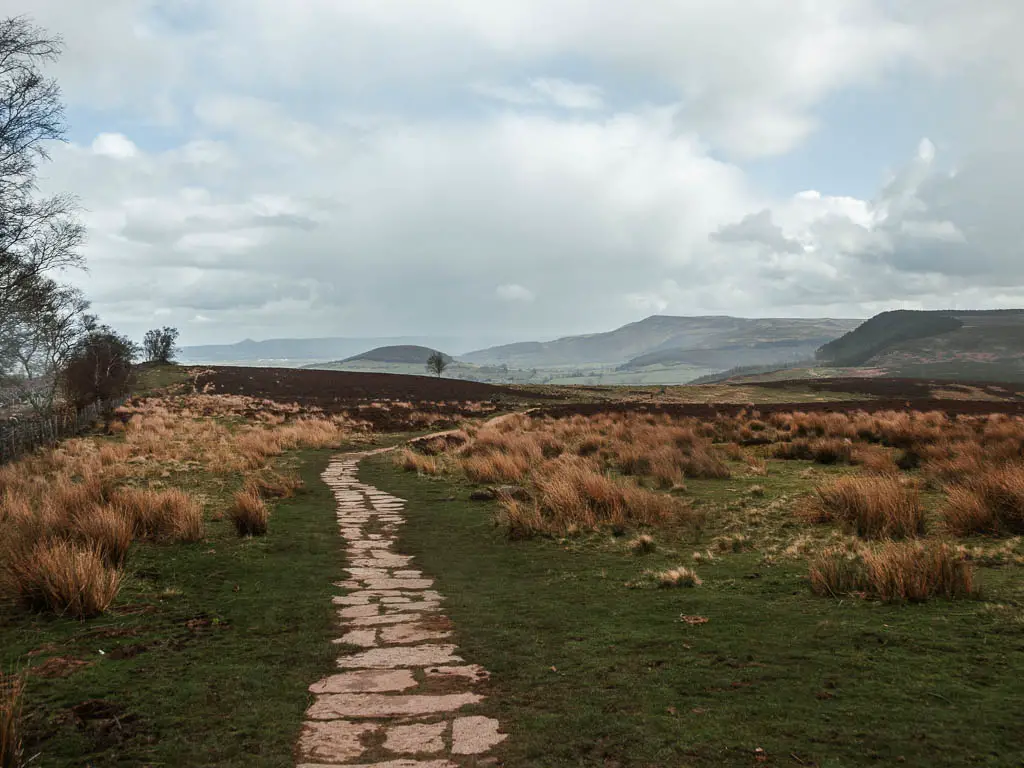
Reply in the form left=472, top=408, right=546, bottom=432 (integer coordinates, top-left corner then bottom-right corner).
left=8, top=1, right=1024, bottom=346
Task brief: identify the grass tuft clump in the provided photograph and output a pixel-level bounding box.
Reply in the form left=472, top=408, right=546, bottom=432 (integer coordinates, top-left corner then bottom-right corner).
left=809, top=541, right=975, bottom=602
left=111, top=487, right=205, bottom=543
left=650, top=567, right=702, bottom=588
left=943, top=465, right=1024, bottom=535
left=229, top=489, right=269, bottom=537
left=1, top=540, right=122, bottom=618
left=1, top=673, right=23, bottom=768
left=800, top=476, right=924, bottom=539
left=629, top=534, right=656, bottom=555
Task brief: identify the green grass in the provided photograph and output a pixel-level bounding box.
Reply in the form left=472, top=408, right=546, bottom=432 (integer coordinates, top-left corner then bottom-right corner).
left=0, top=449, right=344, bottom=768
left=362, top=456, right=1024, bottom=768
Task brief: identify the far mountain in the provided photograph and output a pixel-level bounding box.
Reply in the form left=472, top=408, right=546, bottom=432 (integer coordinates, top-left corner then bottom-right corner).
left=461, top=315, right=862, bottom=369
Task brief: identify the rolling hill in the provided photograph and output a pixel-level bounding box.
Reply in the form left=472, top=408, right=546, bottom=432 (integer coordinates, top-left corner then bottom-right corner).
left=340, top=345, right=453, bottom=365
left=462, top=316, right=861, bottom=369
left=723, top=309, right=1024, bottom=384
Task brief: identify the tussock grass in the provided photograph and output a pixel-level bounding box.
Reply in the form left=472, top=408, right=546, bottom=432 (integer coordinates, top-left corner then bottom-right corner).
left=71, top=506, right=133, bottom=568
left=111, top=487, right=205, bottom=543
left=2, top=540, right=122, bottom=618
left=394, top=449, right=442, bottom=476
left=801, top=476, right=924, bottom=539
left=244, top=470, right=304, bottom=500
left=944, top=464, right=1024, bottom=535
left=648, top=567, right=702, bottom=588
left=0, top=672, right=23, bottom=768
left=810, top=542, right=975, bottom=602
left=229, top=489, right=269, bottom=537
left=629, top=534, right=656, bottom=555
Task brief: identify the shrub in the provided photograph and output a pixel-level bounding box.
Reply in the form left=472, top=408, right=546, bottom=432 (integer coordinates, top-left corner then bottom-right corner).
left=229, top=489, right=269, bottom=537
left=801, top=476, right=924, bottom=539
left=1, top=673, right=23, bottom=768
left=2, top=540, right=122, bottom=618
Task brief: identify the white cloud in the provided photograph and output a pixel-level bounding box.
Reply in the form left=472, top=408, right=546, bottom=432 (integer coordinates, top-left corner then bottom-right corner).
left=1, top=0, right=1021, bottom=344
left=496, top=284, right=535, bottom=302
left=91, top=132, right=138, bottom=159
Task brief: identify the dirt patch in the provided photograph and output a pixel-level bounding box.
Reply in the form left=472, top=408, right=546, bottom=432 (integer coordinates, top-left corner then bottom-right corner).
left=29, top=656, right=92, bottom=678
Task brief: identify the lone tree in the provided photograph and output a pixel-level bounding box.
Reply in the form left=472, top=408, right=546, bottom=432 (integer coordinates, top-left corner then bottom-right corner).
left=0, top=17, right=87, bottom=409
left=143, top=326, right=180, bottom=364
left=425, top=351, right=449, bottom=378
left=62, top=320, right=138, bottom=409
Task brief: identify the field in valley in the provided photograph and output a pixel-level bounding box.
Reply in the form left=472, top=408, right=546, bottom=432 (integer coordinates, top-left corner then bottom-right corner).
left=2, top=365, right=1023, bottom=766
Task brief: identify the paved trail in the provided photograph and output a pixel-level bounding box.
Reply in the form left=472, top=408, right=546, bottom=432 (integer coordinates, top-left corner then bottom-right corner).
left=297, top=450, right=507, bottom=767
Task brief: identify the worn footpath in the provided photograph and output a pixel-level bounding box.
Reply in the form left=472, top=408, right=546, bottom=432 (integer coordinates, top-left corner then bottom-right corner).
left=296, top=451, right=507, bottom=767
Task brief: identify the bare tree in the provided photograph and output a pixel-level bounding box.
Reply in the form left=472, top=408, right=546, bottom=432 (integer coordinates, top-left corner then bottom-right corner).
left=143, top=326, right=180, bottom=364
left=0, top=279, right=87, bottom=411
left=426, top=351, right=449, bottom=378
left=0, top=17, right=85, bottom=403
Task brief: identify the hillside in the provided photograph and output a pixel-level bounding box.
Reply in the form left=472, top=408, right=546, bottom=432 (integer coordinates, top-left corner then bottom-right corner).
left=814, top=309, right=1024, bottom=382
left=341, top=345, right=452, bottom=365
left=463, top=316, right=861, bottom=369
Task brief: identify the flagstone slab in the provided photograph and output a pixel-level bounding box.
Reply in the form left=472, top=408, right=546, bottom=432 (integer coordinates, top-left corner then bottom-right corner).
left=337, top=645, right=462, bottom=669
left=297, top=719, right=374, bottom=763
left=451, top=716, right=507, bottom=755
left=309, top=670, right=417, bottom=694
left=383, top=721, right=447, bottom=754
left=308, top=692, right=483, bottom=720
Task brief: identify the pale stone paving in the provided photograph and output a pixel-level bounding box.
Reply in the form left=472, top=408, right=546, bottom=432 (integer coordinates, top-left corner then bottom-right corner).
left=297, top=453, right=507, bottom=767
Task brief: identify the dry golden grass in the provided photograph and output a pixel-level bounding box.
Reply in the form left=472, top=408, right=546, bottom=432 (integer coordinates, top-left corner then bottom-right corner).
left=71, top=506, right=133, bottom=568
left=461, top=453, right=530, bottom=484
left=2, top=540, right=122, bottom=618
left=394, top=449, right=442, bottom=476
left=229, top=489, right=269, bottom=537
left=244, top=470, right=304, bottom=500
left=801, top=476, right=924, bottom=539
left=111, top=487, right=205, bottom=543
left=629, top=534, right=656, bottom=555
left=810, top=542, right=974, bottom=602
left=650, top=567, right=702, bottom=588
left=943, top=464, right=1024, bottom=535
left=0, top=672, right=23, bottom=768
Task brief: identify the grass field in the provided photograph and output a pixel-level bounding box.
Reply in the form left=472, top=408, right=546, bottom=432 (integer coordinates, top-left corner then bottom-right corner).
left=362, top=417, right=1024, bottom=767
left=1, top=449, right=346, bottom=767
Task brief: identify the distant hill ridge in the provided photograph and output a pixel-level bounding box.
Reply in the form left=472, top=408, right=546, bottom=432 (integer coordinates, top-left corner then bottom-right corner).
left=462, top=315, right=862, bottom=368
left=341, top=345, right=452, bottom=365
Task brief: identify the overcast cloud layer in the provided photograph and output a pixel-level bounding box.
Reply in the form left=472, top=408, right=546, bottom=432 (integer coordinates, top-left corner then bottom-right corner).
left=5, top=0, right=1024, bottom=345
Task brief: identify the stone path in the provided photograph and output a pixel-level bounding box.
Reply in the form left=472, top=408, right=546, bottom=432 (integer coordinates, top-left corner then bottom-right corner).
left=298, top=452, right=507, bottom=767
